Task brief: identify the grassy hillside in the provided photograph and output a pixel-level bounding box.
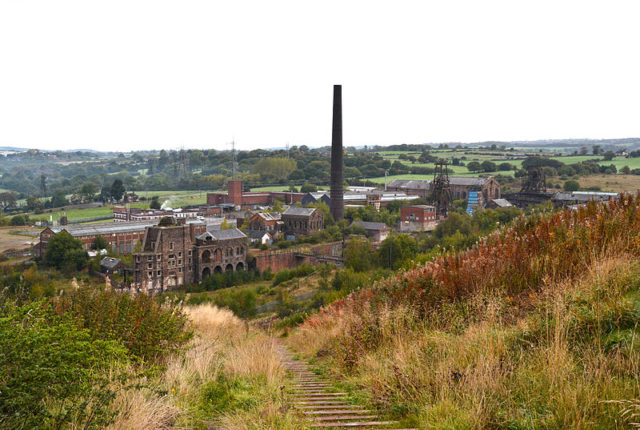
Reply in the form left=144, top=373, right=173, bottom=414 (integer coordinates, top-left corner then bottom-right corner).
left=289, top=195, right=640, bottom=428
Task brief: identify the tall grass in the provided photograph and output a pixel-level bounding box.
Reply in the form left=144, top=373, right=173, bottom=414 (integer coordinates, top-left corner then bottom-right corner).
left=290, top=195, right=640, bottom=428
left=108, top=304, right=304, bottom=429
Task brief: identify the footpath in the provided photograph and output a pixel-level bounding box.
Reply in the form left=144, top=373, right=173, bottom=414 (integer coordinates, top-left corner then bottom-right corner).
left=274, top=342, right=415, bottom=429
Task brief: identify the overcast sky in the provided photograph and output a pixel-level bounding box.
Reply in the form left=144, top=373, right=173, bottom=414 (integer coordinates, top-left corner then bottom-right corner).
left=1, top=1, right=639, bottom=152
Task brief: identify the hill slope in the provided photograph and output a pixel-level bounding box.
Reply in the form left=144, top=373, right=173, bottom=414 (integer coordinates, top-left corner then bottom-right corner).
left=289, top=195, right=640, bottom=428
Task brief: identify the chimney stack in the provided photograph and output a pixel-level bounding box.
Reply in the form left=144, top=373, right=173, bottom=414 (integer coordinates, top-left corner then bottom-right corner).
left=330, top=85, right=344, bottom=221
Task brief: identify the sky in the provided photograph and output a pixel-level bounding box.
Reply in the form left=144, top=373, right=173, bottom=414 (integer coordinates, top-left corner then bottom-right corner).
left=1, top=0, right=639, bottom=152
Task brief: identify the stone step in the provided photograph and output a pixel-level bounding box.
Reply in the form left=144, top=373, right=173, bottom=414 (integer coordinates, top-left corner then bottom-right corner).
left=303, top=409, right=371, bottom=415
left=295, top=401, right=350, bottom=405
left=297, top=405, right=362, bottom=410
left=309, top=421, right=396, bottom=428
left=293, top=392, right=347, bottom=397
left=311, top=415, right=378, bottom=422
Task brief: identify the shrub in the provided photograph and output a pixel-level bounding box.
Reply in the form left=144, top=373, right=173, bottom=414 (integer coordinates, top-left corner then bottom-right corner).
left=564, top=180, right=580, bottom=191
left=53, top=287, right=192, bottom=362
left=214, top=289, right=257, bottom=317
left=0, top=301, right=129, bottom=429
left=9, top=215, right=26, bottom=226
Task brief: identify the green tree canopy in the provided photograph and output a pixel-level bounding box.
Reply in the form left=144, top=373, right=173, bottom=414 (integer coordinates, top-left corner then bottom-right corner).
left=45, top=231, right=88, bottom=271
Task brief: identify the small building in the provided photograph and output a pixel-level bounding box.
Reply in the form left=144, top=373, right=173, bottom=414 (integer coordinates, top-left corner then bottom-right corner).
left=487, top=198, right=514, bottom=209
left=100, top=257, right=124, bottom=275
left=247, top=230, right=273, bottom=246
left=399, top=205, right=438, bottom=232
left=352, top=221, right=390, bottom=243
left=247, top=212, right=282, bottom=233
left=282, top=207, right=324, bottom=237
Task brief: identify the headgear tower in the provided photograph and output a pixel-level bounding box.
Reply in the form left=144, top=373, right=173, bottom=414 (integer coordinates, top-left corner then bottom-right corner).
left=330, top=85, right=344, bottom=221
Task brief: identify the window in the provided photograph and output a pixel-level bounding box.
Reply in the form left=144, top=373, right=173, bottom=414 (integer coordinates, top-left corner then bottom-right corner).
left=178, top=252, right=182, bottom=257
left=148, top=263, right=152, bottom=269
left=148, top=271, right=152, bottom=277
left=169, top=242, right=174, bottom=250
left=178, top=260, right=182, bottom=265
left=157, top=270, right=161, bottom=275
left=188, top=250, right=192, bottom=256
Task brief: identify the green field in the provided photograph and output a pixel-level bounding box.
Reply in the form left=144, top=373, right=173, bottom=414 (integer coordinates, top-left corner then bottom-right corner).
left=29, top=190, right=210, bottom=222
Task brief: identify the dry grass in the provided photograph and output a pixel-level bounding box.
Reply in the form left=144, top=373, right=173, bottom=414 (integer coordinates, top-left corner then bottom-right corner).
left=289, top=257, right=640, bottom=428
left=106, top=303, right=303, bottom=429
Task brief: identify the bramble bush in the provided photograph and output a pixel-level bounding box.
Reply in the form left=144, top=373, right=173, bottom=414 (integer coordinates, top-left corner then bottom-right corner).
left=0, top=300, right=129, bottom=429
left=53, top=286, right=193, bottom=362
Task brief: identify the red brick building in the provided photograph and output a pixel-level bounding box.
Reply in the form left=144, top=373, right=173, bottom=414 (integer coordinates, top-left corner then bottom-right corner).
left=282, top=207, right=324, bottom=237
left=35, top=221, right=155, bottom=259
left=247, top=212, right=282, bottom=232
left=113, top=206, right=221, bottom=222
left=207, top=180, right=305, bottom=208
left=399, top=205, right=438, bottom=232
left=132, top=222, right=247, bottom=292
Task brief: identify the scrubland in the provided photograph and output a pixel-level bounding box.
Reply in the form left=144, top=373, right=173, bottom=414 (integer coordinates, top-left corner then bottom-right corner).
left=109, top=304, right=303, bottom=429
left=289, top=195, right=640, bottom=428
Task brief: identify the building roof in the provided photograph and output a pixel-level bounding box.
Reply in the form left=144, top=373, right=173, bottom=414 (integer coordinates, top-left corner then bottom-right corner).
left=388, top=179, right=431, bottom=189
left=353, top=221, right=389, bottom=231
left=100, top=257, right=123, bottom=270
left=553, top=191, right=619, bottom=202
left=449, top=177, right=489, bottom=186
left=247, top=230, right=272, bottom=239
left=51, top=221, right=155, bottom=237
left=197, top=227, right=247, bottom=242
left=256, top=212, right=281, bottom=221
left=491, top=198, right=513, bottom=208
left=283, top=207, right=317, bottom=217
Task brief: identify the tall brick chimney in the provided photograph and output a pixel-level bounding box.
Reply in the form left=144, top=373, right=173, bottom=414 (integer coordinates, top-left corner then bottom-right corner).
left=330, top=85, right=344, bottom=221
left=228, top=180, right=243, bottom=207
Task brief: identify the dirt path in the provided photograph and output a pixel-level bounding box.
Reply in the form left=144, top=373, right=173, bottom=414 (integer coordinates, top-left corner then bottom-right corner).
left=274, top=342, right=414, bottom=429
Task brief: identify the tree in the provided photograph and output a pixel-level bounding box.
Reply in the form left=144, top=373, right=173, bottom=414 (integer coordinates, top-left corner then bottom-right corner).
left=92, top=235, right=109, bottom=251
left=300, top=183, right=318, bottom=193
left=621, top=165, right=631, bottom=175
left=251, top=157, right=297, bottom=183
left=375, top=234, right=418, bottom=270
left=45, top=231, right=88, bottom=271
left=602, top=151, right=616, bottom=161
left=564, top=180, right=580, bottom=192
left=480, top=161, right=497, bottom=172
left=51, top=191, right=67, bottom=208
left=110, top=179, right=126, bottom=201
left=592, top=145, right=601, bottom=155
left=149, top=196, right=161, bottom=209
left=80, top=183, right=98, bottom=201
left=26, top=195, right=44, bottom=212
left=344, top=237, right=373, bottom=272
left=0, top=191, right=17, bottom=208
left=10, top=215, right=27, bottom=226
left=466, top=161, right=481, bottom=172
left=498, top=162, right=514, bottom=171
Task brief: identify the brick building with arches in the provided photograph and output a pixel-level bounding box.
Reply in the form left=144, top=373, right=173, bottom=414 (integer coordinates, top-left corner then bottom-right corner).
left=132, top=220, right=247, bottom=293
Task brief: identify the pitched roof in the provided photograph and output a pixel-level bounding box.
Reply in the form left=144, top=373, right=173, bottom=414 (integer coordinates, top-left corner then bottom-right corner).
left=353, top=221, right=389, bottom=231
left=256, top=212, right=281, bottom=221
left=100, top=257, right=123, bottom=269
left=283, top=207, right=317, bottom=217
left=247, top=230, right=272, bottom=239
left=491, top=198, right=513, bottom=208
left=388, top=179, right=430, bottom=189
left=197, top=228, right=247, bottom=241
left=449, top=177, right=489, bottom=186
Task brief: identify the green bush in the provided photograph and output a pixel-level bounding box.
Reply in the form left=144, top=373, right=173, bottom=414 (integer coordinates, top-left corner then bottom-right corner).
left=0, top=301, right=129, bottom=429
left=214, top=289, right=257, bottom=317
left=45, top=231, right=88, bottom=271
left=9, top=215, right=26, bottom=226
left=54, top=286, right=192, bottom=362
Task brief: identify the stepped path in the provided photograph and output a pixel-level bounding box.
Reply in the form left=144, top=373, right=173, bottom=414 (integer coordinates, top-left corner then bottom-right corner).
left=275, top=341, right=414, bottom=429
